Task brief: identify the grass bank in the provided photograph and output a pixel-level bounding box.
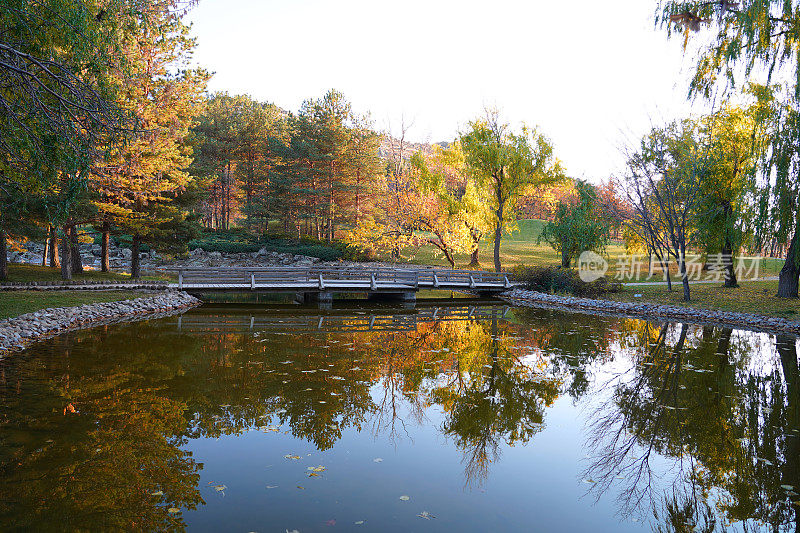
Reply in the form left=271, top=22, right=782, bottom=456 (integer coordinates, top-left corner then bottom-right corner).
left=0, top=291, right=148, bottom=320
left=604, top=280, right=800, bottom=321
left=385, top=219, right=786, bottom=279
left=2, top=264, right=168, bottom=283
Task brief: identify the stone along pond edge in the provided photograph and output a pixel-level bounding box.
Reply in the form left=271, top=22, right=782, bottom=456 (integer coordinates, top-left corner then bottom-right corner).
left=502, top=288, right=800, bottom=336
left=0, top=291, right=201, bottom=355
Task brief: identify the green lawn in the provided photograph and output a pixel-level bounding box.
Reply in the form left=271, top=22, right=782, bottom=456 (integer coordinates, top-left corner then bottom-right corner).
left=383, top=219, right=628, bottom=269
left=604, top=280, right=800, bottom=320
left=2, top=264, right=169, bottom=283
left=383, top=219, right=786, bottom=283
left=0, top=291, right=148, bottom=320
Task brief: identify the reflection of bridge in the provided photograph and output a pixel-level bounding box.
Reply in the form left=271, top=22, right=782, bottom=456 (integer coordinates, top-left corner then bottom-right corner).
left=173, top=304, right=511, bottom=333
left=169, top=267, right=514, bottom=302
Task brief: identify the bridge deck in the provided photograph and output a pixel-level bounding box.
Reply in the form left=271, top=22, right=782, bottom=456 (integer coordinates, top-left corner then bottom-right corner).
left=167, top=267, right=514, bottom=295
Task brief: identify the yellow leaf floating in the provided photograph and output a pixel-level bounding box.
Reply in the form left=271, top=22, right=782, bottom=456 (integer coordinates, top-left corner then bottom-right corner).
left=167, top=508, right=181, bottom=514
left=399, top=495, right=410, bottom=501
left=214, top=484, right=226, bottom=492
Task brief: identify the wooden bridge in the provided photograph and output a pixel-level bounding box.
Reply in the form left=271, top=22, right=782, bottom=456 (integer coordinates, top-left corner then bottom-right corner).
left=168, top=267, right=514, bottom=302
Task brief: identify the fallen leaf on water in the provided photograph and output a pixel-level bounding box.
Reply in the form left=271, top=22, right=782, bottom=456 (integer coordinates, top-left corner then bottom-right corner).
left=286, top=530, right=300, bottom=533
left=325, top=519, right=336, bottom=526
left=167, top=508, right=181, bottom=514
left=583, top=479, right=596, bottom=484
left=214, top=484, right=226, bottom=492
left=296, top=485, right=305, bottom=490
left=151, top=490, right=164, bottom=496
left=284, top=455, right=301, bottom=460
left=417, top=511, right=436, bottom=520
left=307, top=472, right=320, bottom=478
left=373, top=458, right=383, bottom=463
left=354, top=520, right=365, bottom=525
left=266, top=485, right=278, bottom=489
left=782, top=485, right=795, bottom=491
left=399, top=495, right=410, bottom=501
left=307, top=465, right=326, bottom=472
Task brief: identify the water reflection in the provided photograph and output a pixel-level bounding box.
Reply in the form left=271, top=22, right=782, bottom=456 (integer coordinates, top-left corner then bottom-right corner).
left=0, top=303, right=797, bottom=531
left=581, top=320, right=800, bottom=531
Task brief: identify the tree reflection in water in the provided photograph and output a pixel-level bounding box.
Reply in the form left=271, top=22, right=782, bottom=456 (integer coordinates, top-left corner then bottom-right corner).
left=582, top=318, right=800, bottom=532
left=0, top=304, right=798, bottom=531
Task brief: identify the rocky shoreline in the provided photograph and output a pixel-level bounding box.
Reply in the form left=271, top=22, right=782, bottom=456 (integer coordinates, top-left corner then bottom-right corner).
left=0, top=291, right=201, bottom=356
left=502, top=288, right=800, bottom=336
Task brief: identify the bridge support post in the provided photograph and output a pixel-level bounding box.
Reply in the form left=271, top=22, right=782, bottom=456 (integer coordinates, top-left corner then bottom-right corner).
left=295, top=291, right=333, bottom=306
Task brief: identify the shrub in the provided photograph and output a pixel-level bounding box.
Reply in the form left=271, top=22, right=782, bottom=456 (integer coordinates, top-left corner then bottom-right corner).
left=511, top=265, right=621, bottom=297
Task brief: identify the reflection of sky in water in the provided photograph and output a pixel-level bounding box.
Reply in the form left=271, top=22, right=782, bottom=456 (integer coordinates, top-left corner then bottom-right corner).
left=0, top=304, right=797, bottom=532
left=185, top=384, right=645, bottom=532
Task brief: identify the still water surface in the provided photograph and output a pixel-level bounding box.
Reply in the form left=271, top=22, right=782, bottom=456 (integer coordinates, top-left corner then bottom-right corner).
left=0, top=302, right=798, bottom=532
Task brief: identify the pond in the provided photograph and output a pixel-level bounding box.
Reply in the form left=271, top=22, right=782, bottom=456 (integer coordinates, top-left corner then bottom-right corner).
left=0, top=301, right=798, bottom=532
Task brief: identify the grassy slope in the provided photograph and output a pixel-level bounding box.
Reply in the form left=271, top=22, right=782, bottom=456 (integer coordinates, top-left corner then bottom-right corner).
left=385, top=219, right=631, bottom=269
left=0, top=291, right=147, bottom=320
left=2, top=264, right=169, bottom=283
left=385, top=218, right=795, bottom=321
left=603, top=280, right=800, bottom=320
left=388, top=219, right=784, bottom=280
left=0, top=265, right=168, bottom=319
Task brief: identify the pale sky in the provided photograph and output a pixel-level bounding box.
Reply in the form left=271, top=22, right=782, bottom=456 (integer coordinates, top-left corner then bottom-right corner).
left=186, top=0, right=704, bottom=182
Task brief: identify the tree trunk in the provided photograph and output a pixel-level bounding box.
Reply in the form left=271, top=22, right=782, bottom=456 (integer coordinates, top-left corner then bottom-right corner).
left=131, top=233, right=141, bottom=279
left=69, top=225, right=82, bottom=274
left=721, top=239, right=738, bottom=288
left=469, top=248, right=480, bottom=268
left=0, top=225, right=8, bottom=281
left=561, top=245, right=571, bottom=268
left=778, top=222, right=800, bottom=298
left=493, top=199, right=504, bottom=273
left=678, top=246, right=691, bottom=301
left=101, top=221, right=110, bottom=272
left=42, top=236, right=48, bottom=267
left=49, top=226, right=60, bottom=268
left=60, top=225, right=72, bottom=280
left=659, top=255, right=672, bottom=291
left=440, top=245, right=455, bottom=269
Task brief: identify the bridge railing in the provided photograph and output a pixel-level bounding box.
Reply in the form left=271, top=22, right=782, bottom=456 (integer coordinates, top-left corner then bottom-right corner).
left=167, top=266, right=512, bottom=290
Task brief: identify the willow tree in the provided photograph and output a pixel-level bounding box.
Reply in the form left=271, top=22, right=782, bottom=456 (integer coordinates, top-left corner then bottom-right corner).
left=694, top=106, right=762, bottom=287
left=459, top=110, right=564, bottom=272
left=657, top=0, right=800, bottom=296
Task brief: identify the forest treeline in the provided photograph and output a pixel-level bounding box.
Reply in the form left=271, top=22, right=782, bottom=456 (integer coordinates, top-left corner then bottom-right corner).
left=2, top=0, right=800, bottom=301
